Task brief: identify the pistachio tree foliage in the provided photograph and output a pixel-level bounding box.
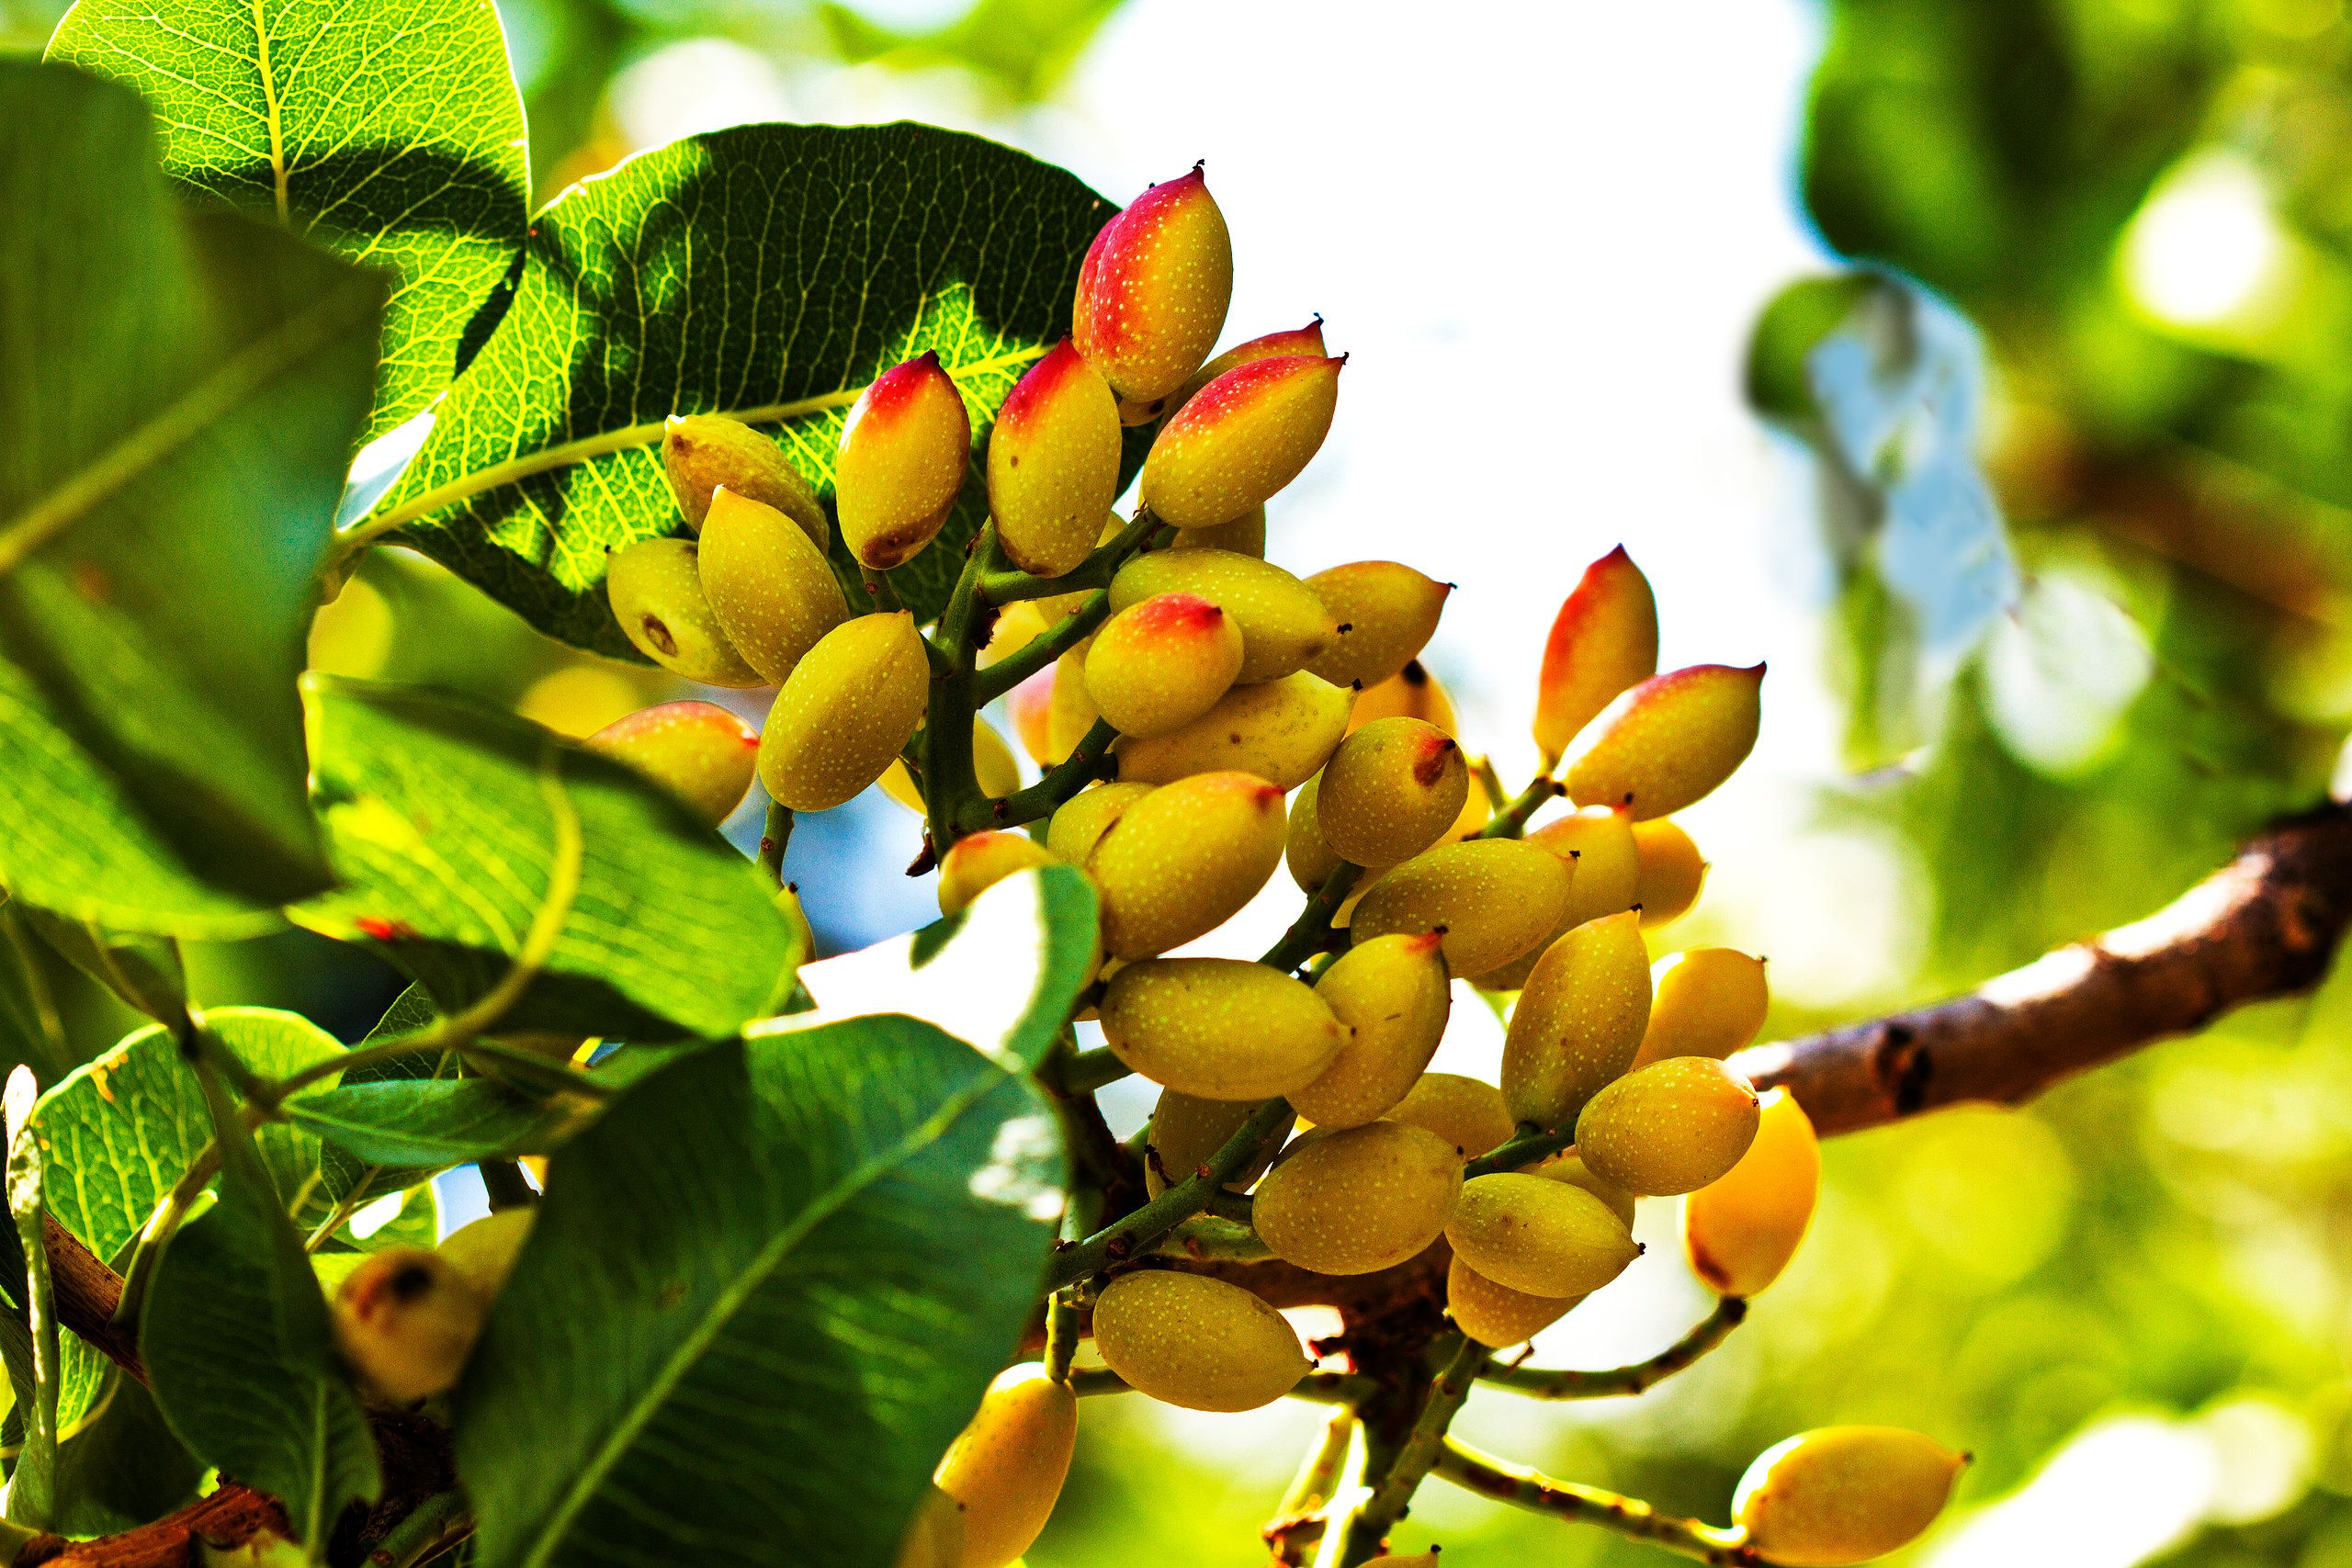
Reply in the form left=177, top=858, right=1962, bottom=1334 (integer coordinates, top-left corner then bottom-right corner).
left=0, top=6, right=1995, bottom=1566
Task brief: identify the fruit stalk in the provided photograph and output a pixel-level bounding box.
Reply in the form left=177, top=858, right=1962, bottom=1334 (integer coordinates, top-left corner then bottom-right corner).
left=1337, top=1333, right=1488, bottom=1565
left=1476, top=772, right=1566, bottom=841
left=1043, top=1097, right=1294, bottom=1290
left=1430, top=1436, right=1754, bottom=1566
left=1257, top=863, right=1364, bottom=976
left=1478, top=1296, right=1747, bottom=1399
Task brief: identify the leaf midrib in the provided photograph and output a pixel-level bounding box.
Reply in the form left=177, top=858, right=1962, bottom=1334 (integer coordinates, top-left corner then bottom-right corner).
left=0, top=276, right=373, bottom=577
left=346, top=343, right=1050, bottom=548
left=514, top=1058, right=1009, bottom=1568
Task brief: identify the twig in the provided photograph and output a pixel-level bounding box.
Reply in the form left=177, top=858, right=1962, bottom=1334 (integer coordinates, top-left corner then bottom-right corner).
left=1476, top=773, right=1563, bottom=840
left=1045, top=1099, right=1294, bottom=1290
left=1340, top=1334, right=1486, bottom=1564
left=1266, top=1406, right=1356, bottom=1567
left=757, top=802, right=792, bottom=887
left=1431, top=1436, right=1756, bottom=1565
left=1480, top=1297, right=1746, bottom=1399
left=1260, top=864, right=1363, bottom=976
left=963, top=718, right=1119, bottom=834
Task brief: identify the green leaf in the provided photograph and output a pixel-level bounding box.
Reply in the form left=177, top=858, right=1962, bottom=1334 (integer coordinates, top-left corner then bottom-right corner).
left=293, top=678, right=797, bottom=1043
left=52, top=1376, right=203, bottom=1538
left=0, top=659, right=285, bottom=941
left=0, top=910, right=70, bottom=1085
left=6, top=1070, right=60, bottom=1533
left=140, top=1063, right=379, bottom=1547
left=286, top=1078, right=568, bottom=1168
left=0, top=62, right=385, bottom=908
left=27, top=1008, right=360, bottom=1429
left=785, top=864, right=1099, bottom=1071
left=16, top=908, right=186, bottom=1027
left=456, top=1016, right=1064, bottom=1568
left=48, top=0, right=531, bottom=447
left=357, top=120, right=1135, bottom=646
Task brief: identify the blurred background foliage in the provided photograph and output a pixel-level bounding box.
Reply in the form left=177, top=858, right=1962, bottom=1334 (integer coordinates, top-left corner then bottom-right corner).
left=14, top=0, right=2352, bottom=1562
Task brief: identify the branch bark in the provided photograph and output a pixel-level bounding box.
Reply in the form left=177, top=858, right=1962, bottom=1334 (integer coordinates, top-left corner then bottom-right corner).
left=1731, top=802, right=2352, bottom=1135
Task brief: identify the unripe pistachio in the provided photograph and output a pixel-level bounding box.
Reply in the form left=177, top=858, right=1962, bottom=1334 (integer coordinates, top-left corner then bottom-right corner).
left=1088, top=771, right=1286, bottom=958
left=1445, top=1172, right=1640, bottom=1299
left=1006, top=666, right=1057, bottom=766
left=1165, top=503, right=1266, bottom=557
left=698, top=488, right=850, bottom=682
left=584, top=700, right=758, bottom=828
left=836, top=351, right=972, bottom=570
left=1388, top=1072, right=1516, bottom=1159
left=662, top=413, right=827, bottom=547
left=1350, top=839, right=1572, bottom=980
left=895, top=1484, right=966, bottom=1568
left=1575, top=1056, right=1759, bottom=1197
left=757, top=612, right=930, bottom=811
left=937, top=831, right=1057, bottom=915
left=1046, top=781, right=1155, bottom=864
left=1683, top=1087, right=1818, bottom=1298
left=1315, top=718, right=1468, bottom=868
left=1525, top=1151, right=1638, bottom=1230
left=1046, top=646, right=1102, bottom=765
left=1109, top=549, right=1335, bottom=684
left=1289, top=933, right=1451, bottom=1128
left=1072, top=166, right=1234, bottom=407
left=1114, top=671, right=1353, bottom=790
left=1146, top=1089, right=1291, bottom=1197
left=605, top=537, right=764, bottom=687
left=989, top=339, right=1123, bottom=578
left=1170, top=319, right=1329, bottom=420
left=1254, top=1121, right=1463, bottom=1275
left=1085, top=593, right=1244, bottom=737
left=1533, top=546, right=1658, bottom=764
left=1305, top=562, right=1451, bottom=689
left=1634, top=948, right=1769, bottom=1070
left=1099, top=957, right=1346, bottom=1100
left=1476, top=804, right=1642, bottom=992
left=1349, top=658, right=1456, bottom=737
left=435, top=1208, right=536, bottom=1301
left=1732, top=1428, right=1966, bottom=1567
left=1501, top=911, right=1651, bottom=1128
left=1140, top=355, right=1343, bottom=530
left=1090, top=1269, right=1308, bottom=1413
left=1286, top=774, right=1343, bottom=892
left=1448, top=1254, right=1580, bottom=1348
left=933, top=1363, right=1078, bottom=1568
left=1631, top=818, right=1708, bottom=926
left=331, top=1246, right=489, bottom=1403
left=1563, top=663, right=1764, bottom=820
left=881, top=719, right=1022, bottom=815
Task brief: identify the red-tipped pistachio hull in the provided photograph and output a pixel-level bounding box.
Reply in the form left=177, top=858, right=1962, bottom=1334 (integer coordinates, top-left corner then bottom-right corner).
left=1534, top=546, right=1659, bottom=763
left=1072, top=166, right=1234, bottom=408
left=1139, top=355, right=1341, bottom=530
left=1562, top=662, right=1764, bottom=820
left=584, top=701, right=759, bottom=827
left=835, top=351, right=971, bottom=571
left=988, top=339, right=1123, bottom=578
left=1169, top=318, right=1329, bottom=420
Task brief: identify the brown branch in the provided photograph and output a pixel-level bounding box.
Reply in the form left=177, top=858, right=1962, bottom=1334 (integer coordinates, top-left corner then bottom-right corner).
left=41, top=1217, right=143, bottom=1386
left=1732, top=802, right=2352, bottom=1135
left=15, top=1485, right=287, bottom=1568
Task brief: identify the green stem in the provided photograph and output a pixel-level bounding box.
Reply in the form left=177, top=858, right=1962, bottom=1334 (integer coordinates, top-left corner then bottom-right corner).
left=1476, top=773, right=1564, bottom=840
left=1149, top=1213, right=1271, bottom=1262
left=962, top=717, right=1118, bottom=834
left=1260, top=864, right=1364, bottom=976
left=757, top=802, right=793, bottom=888
left=1473, top=754, right=1510, bottom=815
left=1038, top=1045, right=1133, bottom=1096
left=975, top=508, right=1162, bottom=604
left=1340, top=1334, right=1487, bottom=1564
left=1430, top=1436, right=1756, bottom=1565
left=1481, top=1297, right=1747, bottom=1399
left=971, top=585, right=1113, bottom=705
left=1045, top=1098, right=1293, bottom=1290
left=370, top=1490, right=474, bottom=1568
left=1269, top=1406, right=1358, bottom=1567
left=1465, top=1122, right=1570, bottom=1178
left=1045, top=1292, right=1080, bottom=1382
